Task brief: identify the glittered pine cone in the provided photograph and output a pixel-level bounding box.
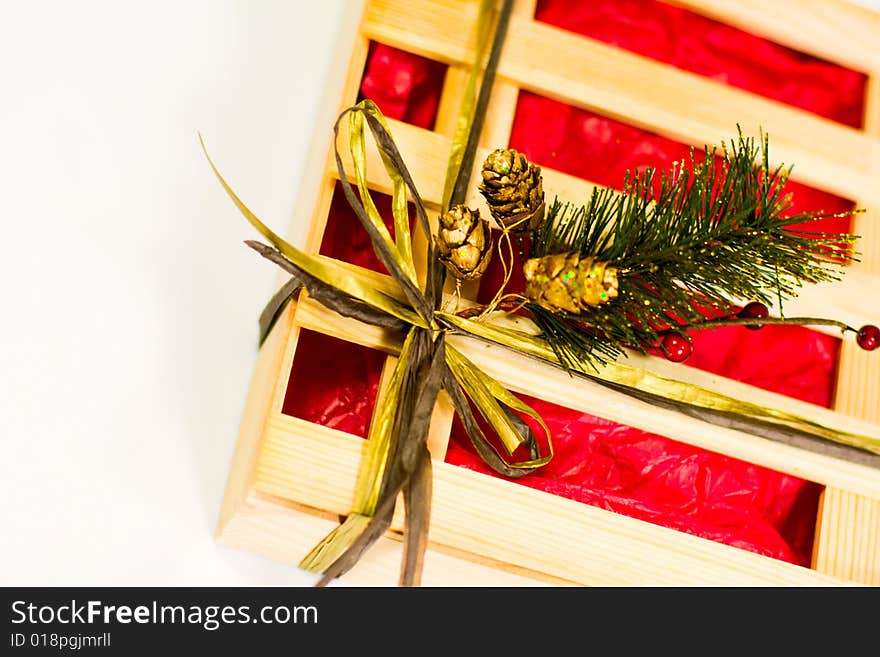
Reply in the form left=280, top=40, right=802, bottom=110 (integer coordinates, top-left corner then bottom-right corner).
left=435, top=204, right=493, bottom=280
left=523, top=253, right=619, bottom=313
left=479, top=148, right=545, bottom=233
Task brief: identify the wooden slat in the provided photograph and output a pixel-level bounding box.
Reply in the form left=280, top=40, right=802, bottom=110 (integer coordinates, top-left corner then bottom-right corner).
left=814, top=68, right=880, bottom=585
left=293, top=292, right=880, bottom=499
left=218, top=490, right=556, bottom=586
left=665, top=0, right=880, bottom=73
left=291, top=270, right=880, bottom=451
left=402, top=0, right=539, bottom=460
left=332, top=116, right=596, bottom=212
left=372, top=354, right=456, bottom=461
left=396, top=0, right=537, bottom=463
left=762, top=268, right=880, bottom=341
left=435, top=68, right=520, bottom=153
left=363, top=0, right=880, bottom=207
left=432, top=0, right=537, bottom=302
left=813, top=488, right=880, bottom=584
left=252, top=414, right=852, bottom=586
left=834, top=73, right=880, bottom=423
left=300, top=12, right=373, bottom=255
left=433, top=0, right=537, bottom=149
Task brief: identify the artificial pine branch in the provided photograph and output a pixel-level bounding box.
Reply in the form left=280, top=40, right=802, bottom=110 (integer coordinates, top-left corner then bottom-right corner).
left=527, top=129, right=859, bottom=371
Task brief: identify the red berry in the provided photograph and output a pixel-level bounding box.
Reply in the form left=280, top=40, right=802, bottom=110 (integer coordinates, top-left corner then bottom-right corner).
left=856, top=324, right=880, bottom=351
left=661, top=333, right=692, bottom=363
left=739, top=301, right=769, bottom=331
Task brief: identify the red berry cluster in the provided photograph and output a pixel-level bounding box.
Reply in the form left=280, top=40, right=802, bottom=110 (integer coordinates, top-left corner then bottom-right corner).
left=656, top=301, right=879, bottom=363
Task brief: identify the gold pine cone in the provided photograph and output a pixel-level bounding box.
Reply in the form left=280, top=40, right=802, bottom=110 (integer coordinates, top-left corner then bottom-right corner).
left=435, top=204, right=493, bottom=280
left=523, top=253, right=619, bottom=313
left=479, top=148, right=545, bottom=233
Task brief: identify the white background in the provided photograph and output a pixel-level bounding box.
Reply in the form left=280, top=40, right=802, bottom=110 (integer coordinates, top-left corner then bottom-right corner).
left=1, top=0, right=350, bottom=586
left=2, top=0, right=879, bottom=587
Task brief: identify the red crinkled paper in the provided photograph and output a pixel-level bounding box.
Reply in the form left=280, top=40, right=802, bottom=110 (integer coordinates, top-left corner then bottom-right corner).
left=284, top=329, right=386, bottom=439
left=284, top=0, right=865, bottom=568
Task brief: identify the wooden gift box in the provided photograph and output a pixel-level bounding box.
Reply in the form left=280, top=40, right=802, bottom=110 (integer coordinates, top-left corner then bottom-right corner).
left=216, top=0, right=880, bottom=585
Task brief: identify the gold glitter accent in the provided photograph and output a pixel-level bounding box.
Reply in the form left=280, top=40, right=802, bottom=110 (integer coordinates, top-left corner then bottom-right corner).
left=523, top=253, right=619, bottom=313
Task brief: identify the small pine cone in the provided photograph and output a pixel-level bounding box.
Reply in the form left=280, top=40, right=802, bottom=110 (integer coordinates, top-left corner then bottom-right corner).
left=479, top=148, right=545, bottom=233
left=523, top=253, right=619, bottom=313
left=435, top=204, right=493, bottom=280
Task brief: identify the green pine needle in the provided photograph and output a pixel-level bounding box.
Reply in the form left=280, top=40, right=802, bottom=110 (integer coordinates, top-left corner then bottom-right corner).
left=527, top=128, right=859, bottom=371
